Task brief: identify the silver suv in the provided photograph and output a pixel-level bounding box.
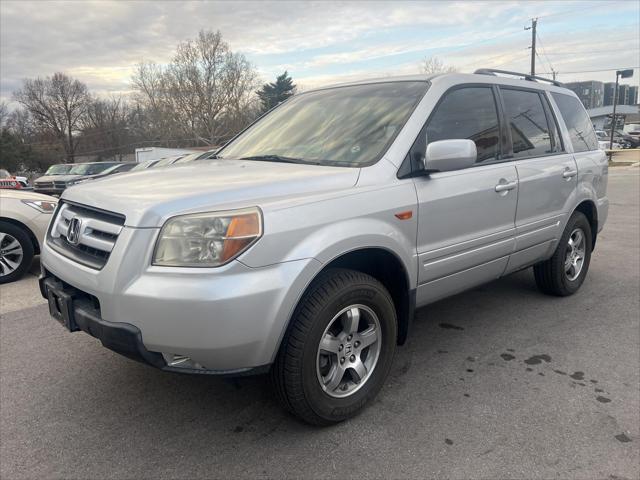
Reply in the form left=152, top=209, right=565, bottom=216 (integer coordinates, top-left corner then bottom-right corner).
left=40, top=70, right=608, bottom=425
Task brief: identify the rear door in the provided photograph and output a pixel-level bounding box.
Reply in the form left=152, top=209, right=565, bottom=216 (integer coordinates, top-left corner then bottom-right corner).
left=498, top=87, right=578, bottom=274
left=413, top=85, right=518, bottom=305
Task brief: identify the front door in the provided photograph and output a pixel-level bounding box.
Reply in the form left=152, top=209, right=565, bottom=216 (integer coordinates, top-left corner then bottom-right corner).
left=413, top=85, right=518, bottom=306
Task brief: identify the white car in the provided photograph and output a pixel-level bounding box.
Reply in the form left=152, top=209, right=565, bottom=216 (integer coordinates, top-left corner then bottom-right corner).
left=595, top=130, right=622, bottom=150
left=0, top=190, right=57, bottom=283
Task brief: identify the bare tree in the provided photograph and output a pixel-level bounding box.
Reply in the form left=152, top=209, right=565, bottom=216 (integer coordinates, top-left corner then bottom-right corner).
left=421, top=56, right=457, bottom=75
left=79, top=95, right=135, bottom=160
left=13, top=72, right=89, bottom=161
left=132, top=30, right=259, bottom=146
left=0, top=101, right=8, bottom=128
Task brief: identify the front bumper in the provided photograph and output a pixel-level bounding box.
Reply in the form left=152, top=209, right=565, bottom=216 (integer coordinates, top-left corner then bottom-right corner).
left=34, top=187, right=64, bottom=196
left=40, top=231, right=320, bottom=374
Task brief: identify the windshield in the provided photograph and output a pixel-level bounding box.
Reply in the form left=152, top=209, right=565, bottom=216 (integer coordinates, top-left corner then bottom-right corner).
left=154, top=156, right=182, bottom=167
left=45, top=164, right=73, bottom=175
left=99, top=164, right=128, bottom=175
left=218, top=81, right=429, bottom=166
left=69, top=163, right=116, bottom=175
left=173, top=152, right=204, bottom=164
left=131, top=160, right=156, bottom=171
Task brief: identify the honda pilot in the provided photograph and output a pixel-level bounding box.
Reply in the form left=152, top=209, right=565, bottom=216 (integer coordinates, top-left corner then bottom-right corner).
left=40, top=70, right=608, bottom=425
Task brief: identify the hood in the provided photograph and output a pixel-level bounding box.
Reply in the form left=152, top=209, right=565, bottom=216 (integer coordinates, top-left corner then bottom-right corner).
left=0, top=189, right=58, bottom=201
left=35, top=174, right=83, bottom=183
left=53, top=174, right=84, bottom=182
left=63, top=159, right=360, bottom=227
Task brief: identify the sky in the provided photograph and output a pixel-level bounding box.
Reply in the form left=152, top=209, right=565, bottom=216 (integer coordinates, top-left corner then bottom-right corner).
left=1, top=0, right=639, bottom=105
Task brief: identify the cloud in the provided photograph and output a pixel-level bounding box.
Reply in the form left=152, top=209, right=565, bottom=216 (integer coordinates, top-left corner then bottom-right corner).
left=1, top=0, right=638, bottom=105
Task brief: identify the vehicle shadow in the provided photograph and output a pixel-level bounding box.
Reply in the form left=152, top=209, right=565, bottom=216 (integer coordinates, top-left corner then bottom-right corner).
left=63, top=269, right=541, bottom=431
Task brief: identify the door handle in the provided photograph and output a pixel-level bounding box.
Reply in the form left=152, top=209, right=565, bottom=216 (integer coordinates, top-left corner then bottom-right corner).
left=563, top=169, right=578, bottom=179
left=495, top=181, right=517, bottom=193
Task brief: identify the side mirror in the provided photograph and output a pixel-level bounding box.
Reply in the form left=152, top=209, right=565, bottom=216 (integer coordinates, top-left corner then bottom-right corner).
left=425, top=139, right=477, bottom=173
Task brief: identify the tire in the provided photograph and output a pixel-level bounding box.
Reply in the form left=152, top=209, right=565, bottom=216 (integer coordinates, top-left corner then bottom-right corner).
left=533, top=211, right=592, bottom=296
left=271, top=268, right=397, bottom=425
left=0, top=221, right=35, bottom=284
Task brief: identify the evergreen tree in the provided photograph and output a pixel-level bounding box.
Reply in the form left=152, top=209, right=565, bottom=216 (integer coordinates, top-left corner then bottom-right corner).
left=257, top=71, right=296, bottom=113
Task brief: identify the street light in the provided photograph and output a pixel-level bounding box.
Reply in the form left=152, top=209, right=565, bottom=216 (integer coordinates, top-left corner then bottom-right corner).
left=609, top=69, right=634, bottom=152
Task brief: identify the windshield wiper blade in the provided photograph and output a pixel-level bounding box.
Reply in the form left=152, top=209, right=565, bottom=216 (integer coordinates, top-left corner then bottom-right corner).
left=239, top=154, right=305, bottom=164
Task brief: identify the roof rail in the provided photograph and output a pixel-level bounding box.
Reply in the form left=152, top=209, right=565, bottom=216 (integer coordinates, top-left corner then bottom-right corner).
left=474, top=68, right=564, bottom=87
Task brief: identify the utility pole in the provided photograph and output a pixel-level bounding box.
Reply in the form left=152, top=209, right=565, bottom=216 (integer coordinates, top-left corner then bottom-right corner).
left=609, top=69, right=634, bottom=155
left=525, top=18, right=537, bottom=76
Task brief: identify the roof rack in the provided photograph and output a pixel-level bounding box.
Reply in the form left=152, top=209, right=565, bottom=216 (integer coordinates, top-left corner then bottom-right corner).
left=474, top=68, right=564, bottom=87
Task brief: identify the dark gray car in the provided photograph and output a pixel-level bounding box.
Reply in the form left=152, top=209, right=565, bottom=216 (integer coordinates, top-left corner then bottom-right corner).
left=34, top=162, right=120, bottom=195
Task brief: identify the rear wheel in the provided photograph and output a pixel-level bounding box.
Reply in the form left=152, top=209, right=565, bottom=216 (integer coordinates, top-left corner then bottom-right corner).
left=271, top=268, right=397, bottom=425
left=0, top=221, right=34, bottom=284
left=533, top=211, right=592, bottom=296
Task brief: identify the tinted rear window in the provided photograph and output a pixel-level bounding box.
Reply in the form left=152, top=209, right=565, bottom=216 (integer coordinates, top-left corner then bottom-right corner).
left=551, top=93, right=598, bottom=152
left=502, top=89, right=555, bottom=159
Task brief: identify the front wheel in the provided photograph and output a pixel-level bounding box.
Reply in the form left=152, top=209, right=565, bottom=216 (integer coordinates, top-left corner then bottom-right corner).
left=0, top=221, right=35, bottom=284
left=533, top=211, right=592, bottom=296
left=271, top=269, right=397, bottom=425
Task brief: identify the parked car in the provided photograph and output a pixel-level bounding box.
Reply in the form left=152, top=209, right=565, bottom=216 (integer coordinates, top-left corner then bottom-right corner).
left=32, top=164, right=72, bottom=193
left=40, top=70, right=608, bottom=425
left=0, top=190, right=57, bottom=283
left=66, top=162, right=137, bottom=187
left=150, top=155, right=187, bottom=168
left=0, top=169, right=23, bottom=190
left=172, top=151, right=216, bottom=164
left=34, top=162, right=120, bottom=195
left=614, top=130, right=639, bottom=149
left=130, top=159, right=160, bottom=171
left=0, top=169, right=30, bottom=188
left=595, top=130, right=622, bottom=150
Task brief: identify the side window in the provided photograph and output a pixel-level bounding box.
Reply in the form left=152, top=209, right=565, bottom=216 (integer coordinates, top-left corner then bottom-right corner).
left=501, top=88, right=554, bottom=159
left=551, top=92, right=598, bottom=152
left=426, top=87, right=500, bottom=163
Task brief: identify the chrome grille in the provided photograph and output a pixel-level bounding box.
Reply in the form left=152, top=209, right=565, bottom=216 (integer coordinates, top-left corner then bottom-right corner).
left=47, top=202, right=125, bottom=269
left=35, top=181, right=54, bottom=189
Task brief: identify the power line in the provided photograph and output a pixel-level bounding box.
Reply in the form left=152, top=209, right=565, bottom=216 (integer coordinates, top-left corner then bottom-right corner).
left=537, top=66, right=639, bottom=75
left=535, top=32, right=556, bottom=78
left=533, top=3, right=615, bottom=20
left=543, top=47, right=640, bottom=56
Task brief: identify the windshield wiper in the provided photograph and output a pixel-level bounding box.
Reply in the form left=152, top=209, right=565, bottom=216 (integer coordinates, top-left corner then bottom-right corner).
left=239, top=154, right=307, bottom=164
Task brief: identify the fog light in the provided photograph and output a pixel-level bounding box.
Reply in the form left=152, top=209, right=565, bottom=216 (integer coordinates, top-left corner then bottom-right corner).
left=164, top=354, right=206, bottom=370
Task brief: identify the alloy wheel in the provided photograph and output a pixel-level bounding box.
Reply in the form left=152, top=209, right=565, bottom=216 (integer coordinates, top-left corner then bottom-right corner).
left=0, top=232, right=24, bottom=277
left=316, top=304, right=382, bottom=398
left=565, top=228, right=586, bottom=281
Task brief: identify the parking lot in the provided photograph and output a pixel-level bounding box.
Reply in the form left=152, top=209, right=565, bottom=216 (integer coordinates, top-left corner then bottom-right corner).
left=1, top=166, right=638, bottom=479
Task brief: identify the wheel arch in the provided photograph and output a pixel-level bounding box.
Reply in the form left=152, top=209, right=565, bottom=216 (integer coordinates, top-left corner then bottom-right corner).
left=0, top=217, right=40, bottom=255
left=573, top=200, right=598, bottom=251
left=295, top=247, right=415, bottom=346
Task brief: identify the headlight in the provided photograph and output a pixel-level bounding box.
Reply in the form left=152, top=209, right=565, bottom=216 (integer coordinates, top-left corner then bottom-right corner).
left=22, top=199, right=58, bottom=214
left=152, top=207, right=262, bottom=267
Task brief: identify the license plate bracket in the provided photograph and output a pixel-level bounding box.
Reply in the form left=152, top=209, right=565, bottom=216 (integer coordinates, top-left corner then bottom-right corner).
left=45, top=280, right=79, bottom=332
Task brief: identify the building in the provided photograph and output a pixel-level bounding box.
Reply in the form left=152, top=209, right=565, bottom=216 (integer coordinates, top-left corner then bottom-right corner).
left=629, top=86, right=639, bottom=106
left=134, top=147, right=198, bottom=163
left=618, top=84, right=630, bottom=106
left=587, top=104, right=640, bottom=130
left=565, top=81, right=604, bottom=109
left=603, top=83, right=638, bottom=106
left=604, top=83, right=616, bottom=106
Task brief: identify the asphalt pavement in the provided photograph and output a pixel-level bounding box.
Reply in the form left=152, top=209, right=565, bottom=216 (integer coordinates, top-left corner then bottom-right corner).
left=1, top=166, right=638, bottom=479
